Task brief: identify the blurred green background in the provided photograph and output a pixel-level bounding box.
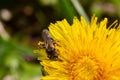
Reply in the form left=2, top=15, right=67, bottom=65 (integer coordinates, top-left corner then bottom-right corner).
left=0, top=0, right=120, bottom=80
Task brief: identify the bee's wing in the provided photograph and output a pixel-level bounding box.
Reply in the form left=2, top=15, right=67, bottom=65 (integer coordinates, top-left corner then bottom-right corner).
left=42, top=29, right=54, bottom=44
left=42, top=29, right=50, bottom=42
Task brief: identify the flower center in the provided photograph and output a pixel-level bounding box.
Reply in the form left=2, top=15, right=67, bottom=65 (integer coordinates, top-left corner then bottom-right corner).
left=70, top=56, right=105, bottom=80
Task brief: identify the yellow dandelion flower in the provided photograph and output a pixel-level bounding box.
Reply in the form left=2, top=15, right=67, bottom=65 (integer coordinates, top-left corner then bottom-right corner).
left=37, top=16, right=120, bottom=80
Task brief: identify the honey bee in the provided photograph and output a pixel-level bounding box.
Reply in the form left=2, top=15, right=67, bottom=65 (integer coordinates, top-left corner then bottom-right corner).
left=41, top=29, right=58, bottom=60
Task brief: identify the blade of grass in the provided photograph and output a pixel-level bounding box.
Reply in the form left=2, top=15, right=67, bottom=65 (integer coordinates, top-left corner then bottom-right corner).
left=58, top=0, right=77, bottom=23
left=71, top=0, right=90, bottom=22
